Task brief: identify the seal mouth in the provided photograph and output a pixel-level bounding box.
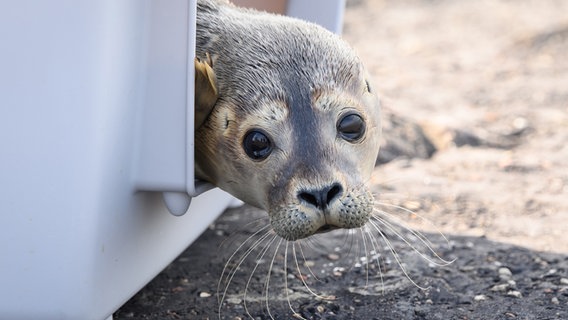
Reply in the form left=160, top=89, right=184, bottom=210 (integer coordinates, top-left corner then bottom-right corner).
left=315, top=224, right=340, bottom=234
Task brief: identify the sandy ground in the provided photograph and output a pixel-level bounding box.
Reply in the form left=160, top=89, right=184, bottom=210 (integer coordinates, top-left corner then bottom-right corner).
left=115, top=0, right=568, bottom=318
left=345, top=0, right=568, bottom=254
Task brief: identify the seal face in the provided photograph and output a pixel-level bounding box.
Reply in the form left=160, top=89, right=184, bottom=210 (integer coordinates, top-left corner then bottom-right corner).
left=194, top=0, right=381, bottom=241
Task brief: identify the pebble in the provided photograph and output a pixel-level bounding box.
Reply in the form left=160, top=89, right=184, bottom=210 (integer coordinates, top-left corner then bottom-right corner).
left=199, top=291, right=211, bottom=298
left=499, top=267, right=513, bottom=280
left=403, top=200, right=421, bottom=210
left=460, top=266, right=476, bottom=272
left=551, top=297, right=560, bottom=305
left=304, top=260, right=315, bottom=267
left=507, top=290, right=523, bottom=298
left=327, top=253, right=340, bottom=261
left=333, top=266, right=345, bottom=277
left=560, top=278, right=568, bottom=285
left=490, top=283, right=510, bottom=292
left=547, top=269, right=557, bottom=276
left=512, top=117, right=529, bottom=131
left=474, top=295, right=487, bottom=301
left=227, top=297, right=242, bottom=305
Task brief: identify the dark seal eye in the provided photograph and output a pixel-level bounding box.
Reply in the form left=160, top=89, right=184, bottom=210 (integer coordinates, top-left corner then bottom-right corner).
left=337, top=113, right=366, bottom=142
left=243, top=130, right=273, bottom=160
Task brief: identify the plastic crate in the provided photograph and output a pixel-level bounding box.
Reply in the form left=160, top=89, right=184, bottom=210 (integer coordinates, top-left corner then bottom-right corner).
left=0, top=1, right=344, bottom=319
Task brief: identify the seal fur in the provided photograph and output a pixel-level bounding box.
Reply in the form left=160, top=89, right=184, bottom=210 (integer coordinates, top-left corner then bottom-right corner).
left=194, top=0, right=381, bottom=241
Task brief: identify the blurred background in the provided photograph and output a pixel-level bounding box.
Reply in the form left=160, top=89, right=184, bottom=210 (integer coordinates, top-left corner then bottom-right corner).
left=342, top=0, right=568, bottom=253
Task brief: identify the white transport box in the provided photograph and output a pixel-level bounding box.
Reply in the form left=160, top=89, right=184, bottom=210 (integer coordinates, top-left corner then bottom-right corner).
left=0, top=1, right=344, bottom=319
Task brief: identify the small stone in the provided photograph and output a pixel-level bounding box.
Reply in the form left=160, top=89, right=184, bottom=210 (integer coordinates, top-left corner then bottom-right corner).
left=328, top=253, right=340, bottom=261
left=425, top=299, right=433, bottom=304
left=403, top=200, right=421, bottom=210
left=512, top=117, right=529, bottom=130
left=507, top=290, right=522, bottom=298
left=460, top=266, right=476, bottom=272
left=227, top=297, right=242, bottom=304
left=316, top=305, right=325, bottom=313
left=304, top=260, right=316, bottom=267
left=499, top=267, right=513, bottom=279
left=490, top=283, right=510, bottom=292
left=199, top=291, right=211, bottom=298
left=474, top=295, right=487, bottom=301
left=296, top=273, right=309, bottom=281
left=560, top=278, right=568, bottom=285
left=551, top=297, right=560, bottom=305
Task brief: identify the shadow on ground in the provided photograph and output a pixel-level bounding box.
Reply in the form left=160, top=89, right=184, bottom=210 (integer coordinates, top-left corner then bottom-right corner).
left=115, top=205, right=568, bottom=320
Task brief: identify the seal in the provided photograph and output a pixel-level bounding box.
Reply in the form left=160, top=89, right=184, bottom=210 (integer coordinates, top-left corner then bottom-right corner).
left=194, top=0, right=381, bottom=241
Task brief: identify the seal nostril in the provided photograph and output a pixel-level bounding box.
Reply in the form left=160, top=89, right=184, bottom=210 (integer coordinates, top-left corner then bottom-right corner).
left=327, top=184, right=342, bottom=204
left=298, top=183, right=343, bottom=210
left=299, top=192, right=318, bottom=208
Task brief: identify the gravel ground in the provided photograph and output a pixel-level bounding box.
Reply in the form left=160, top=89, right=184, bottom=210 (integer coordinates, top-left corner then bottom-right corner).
left=115, top=0, right=568, bottom=318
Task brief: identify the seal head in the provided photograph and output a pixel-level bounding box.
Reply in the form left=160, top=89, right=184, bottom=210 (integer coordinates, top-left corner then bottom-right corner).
left=195, top=0, right=381, bottom=241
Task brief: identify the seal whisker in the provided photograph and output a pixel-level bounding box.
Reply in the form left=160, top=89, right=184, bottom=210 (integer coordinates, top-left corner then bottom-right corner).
left=371, top=213, right=452, bottom=267
left=358, top=225, right=371, bottom=288
left=218, top=225, right=271, bottom=299
left=264, top=237, right=284, bottom=320
left=374, top=201, right=453, bottom=247
left=297, top=241, right=321, bottom=282
left=360, top=226, right=385, bottom=294
left=218, top=226, right=273, bottom=317
left=367, top=219, right=429, bottom=290
left=292, top=243, right=333, bottom=300
left=372, top=206, right=454, bottom=266
left=283, top=242, right=307, bottom=319
left=243, top=233, right=279, bottom=319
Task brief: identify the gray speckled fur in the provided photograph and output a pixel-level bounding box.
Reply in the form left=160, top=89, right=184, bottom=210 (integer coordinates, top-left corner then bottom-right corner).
left=194, top=0, right=381, bottom=240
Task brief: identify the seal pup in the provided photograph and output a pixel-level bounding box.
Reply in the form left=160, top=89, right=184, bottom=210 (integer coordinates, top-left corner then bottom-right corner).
left=194, top=0, right=381, bottom=242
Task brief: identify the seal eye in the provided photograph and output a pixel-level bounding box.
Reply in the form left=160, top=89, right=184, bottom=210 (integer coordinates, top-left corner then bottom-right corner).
left=337, top=113, right=366, bottom=142
left=243, top=130, right=273, bottom=160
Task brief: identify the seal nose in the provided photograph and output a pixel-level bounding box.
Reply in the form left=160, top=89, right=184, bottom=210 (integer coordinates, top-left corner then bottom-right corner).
left=298, top=183, right=343, bottom=210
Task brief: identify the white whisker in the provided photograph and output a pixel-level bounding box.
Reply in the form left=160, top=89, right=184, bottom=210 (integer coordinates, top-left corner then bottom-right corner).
left=264, top=237, right=283, bottom=320
left=361, top=226, right=385, bottom=294
left=218, top=226, right=273, bottom=318
left=292, top=243, right=332, bottom=300
left=374, top=201, right=452, bottom=246
left=243, top=233, right=279, bottom=319
left=371, top=210, right=454, bottom=266
left=368, top=219, right=428, bottom=290
left=297, top=242, right=321, bottom=282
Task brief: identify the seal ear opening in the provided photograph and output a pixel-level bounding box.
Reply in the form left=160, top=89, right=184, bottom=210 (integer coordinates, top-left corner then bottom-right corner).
left=194, top=53, right=218, bottom=128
